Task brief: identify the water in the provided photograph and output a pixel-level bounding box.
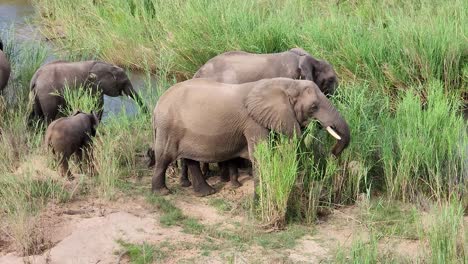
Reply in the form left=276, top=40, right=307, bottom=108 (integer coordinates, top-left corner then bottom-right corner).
left=0, top=0, right=152, bottom=120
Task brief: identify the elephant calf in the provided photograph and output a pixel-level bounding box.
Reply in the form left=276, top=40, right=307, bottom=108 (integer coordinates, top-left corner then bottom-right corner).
left=45, top=110, right=99, bottom=179
left=0, top=39, right=11, bottom=92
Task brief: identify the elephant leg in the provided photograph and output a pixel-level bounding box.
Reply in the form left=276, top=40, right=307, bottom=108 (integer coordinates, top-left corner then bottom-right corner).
left=152, top=157, right=172, bottom=195
left=41, top=99, right=60, bottom=124
left=186, top=159, right=216, bottom=197
left=229, top=160, right=241, bottom=188
left=219, top=161, right=230, bottom=182
left=180, top=159, right=191, bottom=187
left=246, top=165, right=253, bottom=177
left=244, top=125, right=269, bottom=201
left=201, top=162, right=211, bottom=178
left=147, top=147, right=155, bottom=168
left=58, top=154, right=73, bottom=180
left=151, top=151, right=173, bottom=195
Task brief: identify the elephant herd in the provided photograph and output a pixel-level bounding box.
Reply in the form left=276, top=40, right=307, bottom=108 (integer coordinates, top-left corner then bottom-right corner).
left=1, top=39, right=351, bottom=197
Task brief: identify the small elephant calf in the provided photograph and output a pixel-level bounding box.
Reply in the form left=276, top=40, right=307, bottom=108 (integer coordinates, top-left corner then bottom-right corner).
left=45, top=110, right=99, bottom=179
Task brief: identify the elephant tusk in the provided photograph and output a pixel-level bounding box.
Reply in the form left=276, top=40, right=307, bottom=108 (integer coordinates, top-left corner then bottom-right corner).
left=326, top=126, right=341, bottom=140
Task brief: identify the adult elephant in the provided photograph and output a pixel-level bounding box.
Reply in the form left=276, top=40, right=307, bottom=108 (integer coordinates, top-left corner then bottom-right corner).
left=0, top=39, right=11, bottom=92
left=152, top=78, right=350, bottom=196
left=181, top=47, right=339, bottom=185
left=29, top=60, right=147, bottom=123
left=194, top=48, right=338, bottom=96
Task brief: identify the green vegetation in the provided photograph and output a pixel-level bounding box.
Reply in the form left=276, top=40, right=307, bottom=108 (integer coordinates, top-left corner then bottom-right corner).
left=360, top=199, right=420, bottom=239
left=425, top=200, right=466, bottom=264
left=117, top=240, right=171, bottom=264
left=0, top=0, right=466, bottom=261
left=58, top=85, right=103, bottom=116
left=208, top=198, right=232, bottom=213
left=35, top=0, right=467, bottom=97
left=254, top=134, right=299, bottom=227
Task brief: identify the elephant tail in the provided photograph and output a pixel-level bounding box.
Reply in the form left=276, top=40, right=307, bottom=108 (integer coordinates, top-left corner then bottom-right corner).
left=27, top=71, right=41, bottom=123
left=150, top=112, right=158, bottom=167
left=27, top=87, right=44, bottom=127
left=43, top=122, right=54, bottom=149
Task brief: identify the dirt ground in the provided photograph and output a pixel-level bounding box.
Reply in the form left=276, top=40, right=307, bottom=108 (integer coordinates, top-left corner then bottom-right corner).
left=0, top=160, right=432, bottom=264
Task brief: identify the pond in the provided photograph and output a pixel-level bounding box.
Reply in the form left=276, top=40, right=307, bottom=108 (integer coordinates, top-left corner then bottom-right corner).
left=0, top=0, right=151, bottom=120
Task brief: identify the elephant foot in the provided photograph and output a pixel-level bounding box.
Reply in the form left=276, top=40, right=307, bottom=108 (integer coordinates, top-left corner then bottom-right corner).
left=180, top=178, right=192, bottom=187
left=152, top=186, right=171, bottom=196
left=193, top=184, right=216, bottom=197
left=229, top=180, right=242, bottom=188
left=220, top=174, right=230, bottom=182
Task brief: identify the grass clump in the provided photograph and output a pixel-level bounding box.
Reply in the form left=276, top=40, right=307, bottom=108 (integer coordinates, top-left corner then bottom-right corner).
left=208, top=198, right=232, bottom=213
left=145, top=194, right=205, bottom=234
left=381, top=80, right=466, bottom=202
left=0, top=172, right=70, bottom=255
left=117, top=240, right=166, bottom=264
left=58, top=85, right=103, bottom=116
left=90, top=108, right=152, bottom=199
left=334, top=235, right=380, bottom=264
left=424, top=200, right=466, bottom=263
left=254, top=134, right=299, bottom=228
left=360, top=199, right=420, bottom=239
left=145, top=195, right=185, bottom=226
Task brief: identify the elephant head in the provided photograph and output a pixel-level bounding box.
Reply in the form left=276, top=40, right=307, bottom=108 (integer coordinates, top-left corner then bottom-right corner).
left=72, top=110, right=100, bottom=137
left=290, top=48, right=338, bottom=96
left=245, top=78, right=350, bottom=156
left=86, top=61, right=148, bottom=113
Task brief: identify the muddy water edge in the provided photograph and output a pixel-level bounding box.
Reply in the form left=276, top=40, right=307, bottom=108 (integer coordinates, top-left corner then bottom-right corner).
left=0, top=0, right=154, bottom=120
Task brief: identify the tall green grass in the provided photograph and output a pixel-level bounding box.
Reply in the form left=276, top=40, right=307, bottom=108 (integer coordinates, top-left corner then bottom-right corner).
left=381, top=80, right=467, bottom=202
left=0, top=28, right=48, bottom=172
left=57, top=85, right=103, bottom=116
left=35, top=0, right=467, bottom=97
left=254, top=134, right=299, bottom=228
left=425, top=200, right=466, bottom=263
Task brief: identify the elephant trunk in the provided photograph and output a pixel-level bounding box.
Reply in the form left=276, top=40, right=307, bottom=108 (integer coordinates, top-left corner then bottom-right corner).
left=315, top=95, right=350, bottom=157
left=124, top=83, right=149, bottom=113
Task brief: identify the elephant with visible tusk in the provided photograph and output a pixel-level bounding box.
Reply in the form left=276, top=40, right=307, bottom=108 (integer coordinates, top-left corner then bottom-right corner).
left=0, top=39, right=11, bottom=93
left=180, top=47, right=339, bottom=187
left=28, top=60, right=148, bottom=124
left=151, top=78, right=350, bottom=197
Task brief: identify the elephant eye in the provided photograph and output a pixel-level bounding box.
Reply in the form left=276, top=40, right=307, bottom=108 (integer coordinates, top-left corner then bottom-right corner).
left=309, top=103, right=318, bottom=113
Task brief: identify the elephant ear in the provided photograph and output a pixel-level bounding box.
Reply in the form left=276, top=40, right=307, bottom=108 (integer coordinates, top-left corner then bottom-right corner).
left=89, top=111, right=100, bottom=137
left=298, top=55, right=315, bottom=81
left=245, top=81, right=301, bottom=137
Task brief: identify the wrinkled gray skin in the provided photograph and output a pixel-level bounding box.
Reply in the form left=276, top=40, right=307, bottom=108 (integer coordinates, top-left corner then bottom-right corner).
left=29, top=60, right=147, bottom=123
left=182, top=48, right=339, bottom=186
left=0, top=40, right=11, bottom=92
left=152, top=78, right=350, bottom=197
left=45, top=111, right=99, bottom=179
left=194, top=48, right=338, bottom=95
